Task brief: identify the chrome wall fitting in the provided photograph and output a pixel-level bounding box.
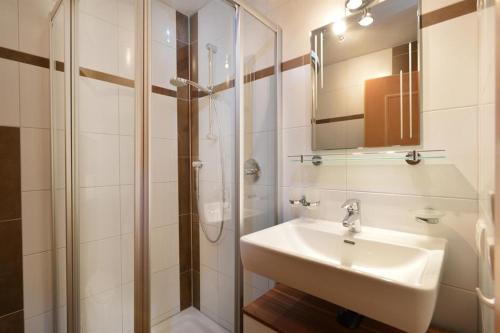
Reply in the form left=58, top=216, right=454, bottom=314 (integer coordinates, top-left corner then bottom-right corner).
left=289, top=195, right=320, bottom=208
left=405, top=150, right=421, bottom=165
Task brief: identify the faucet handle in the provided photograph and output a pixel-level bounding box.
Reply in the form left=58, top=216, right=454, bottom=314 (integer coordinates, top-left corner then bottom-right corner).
left=341, top=199, right=360, bottom=211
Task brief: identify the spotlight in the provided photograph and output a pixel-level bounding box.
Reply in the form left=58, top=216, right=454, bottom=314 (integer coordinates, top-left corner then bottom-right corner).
left=358, top=10, right=374, bottom=27
left=345, top=0, right=363, bottom=10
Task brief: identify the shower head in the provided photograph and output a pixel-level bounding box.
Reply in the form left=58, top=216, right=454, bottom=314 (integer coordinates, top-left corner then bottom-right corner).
left=169, top=77, right=212, bottom=94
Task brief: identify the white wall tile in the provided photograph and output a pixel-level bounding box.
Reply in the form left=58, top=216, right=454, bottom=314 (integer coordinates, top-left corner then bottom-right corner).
left=218, top=229, right=235, bottom=278
left=20, top=64, right=50, bottom=129
left=150, top=181, right=179, bottom=228
left=121, top=233, right=134, bottom=284
left=24, top=311, right=53, bottom=333
left=0, top=0, right=19, bottom=50
left=200, top=265, right=219, bottom=321
left=151, top=41, right=176, bottom=89
left=282, top=66, right=311, bottom=129
left=120, top=135, right=134, bottom=185
left=432, top=284, right=477, bottom=333
left=0, top=59, right=20, bottom=127
left=120, top=185, right=134, bottom=234
left=151, top=0, right=176, bottom=48
left=150, top=224, right=179, bottom=272
left=79, top=133, right=120, bottom=187
left=151, top=94, right=177, bottom=140
left=118, top=0, right=136, bottom=32
left=79, top=77, right=119, bottom=134
left=151, top=138, right=178, bottom=182
left=422, top=13, right=478, bottom=111
left=80, top=287, right=123, bottom=333
left=19, top=0, right=51, bottom=57
left=122, top=281, right=134, bottom=333
left=150, top=266, right=180, bottom=323
left=21, top=128, right=51, bottom=191
left=79, top=12, right=118, bottom=74
left=200, top=225, right=219, bottom=270
left=23, top=251, right=53, bottom=318
left=79, top=186, right=121, bottom=243
left=118, top=27, right=136, bottom=80
left=422, top=107, right=478, bottom=193
left=119, top=87, right=135, bottom=136
left=80, top=236, right=122, bottom=298
left=218, top=273, right=235, bottom=326
left=22, top=190, right=52, bottom=255
left=79, top=0, right=118, bottom=25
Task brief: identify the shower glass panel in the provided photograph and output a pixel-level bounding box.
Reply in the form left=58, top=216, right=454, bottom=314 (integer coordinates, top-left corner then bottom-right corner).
left=76, top=0, right=137, bottom=331
left=148, top=0, right=237, bottom=331
left=239, top=8, right=278, bottom=306
left=50, top=2, right=68, bottom=331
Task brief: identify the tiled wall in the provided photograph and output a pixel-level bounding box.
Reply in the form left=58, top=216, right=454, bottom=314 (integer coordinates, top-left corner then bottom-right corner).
left=0, top=0, right=54, bottom=332
left=245, top=0, right=486, bottom=332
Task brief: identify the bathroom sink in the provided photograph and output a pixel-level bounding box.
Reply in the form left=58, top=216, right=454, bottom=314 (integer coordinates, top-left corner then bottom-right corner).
left=240, top=218, right=447, bottom=333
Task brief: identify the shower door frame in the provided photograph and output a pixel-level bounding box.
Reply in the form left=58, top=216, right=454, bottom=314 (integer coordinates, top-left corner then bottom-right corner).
left=230, top=2, right=282, bottom=332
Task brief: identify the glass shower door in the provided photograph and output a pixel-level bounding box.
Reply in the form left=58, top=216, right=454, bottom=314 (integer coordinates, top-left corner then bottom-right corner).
left=239, top=8, right=279, bottom=307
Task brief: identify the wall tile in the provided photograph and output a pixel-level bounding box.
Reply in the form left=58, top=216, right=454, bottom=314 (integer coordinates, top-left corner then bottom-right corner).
left=0, top=0, right=19, bottom=50
left=151, top=0, right=176, bottom=48
left=79, top=0, right=118, bottom=25
left=80, top=287, right=123, bottom=333
left=151, top=94, right=177, bottom=140
left=0, top=126, right=21, bottom=221
left=200, top=265, right=218, bottom=321
left=0, top=59, right=20, bottom=127
left=121, top=233, right=133, bottom=284
left=151, top=138, right=178, bottom=183
left=150, top=224, right=179, bottom=273
left=119, top=135, right=134, bottom=185
left=19, top=0, right=51, bottom=57
left=79, top=133, right=120, bottom=187
left=80, top=236, right=121, bottom=298
left=119, top=87, right=135, bottom=136
left=20, top=64, right=50, bottom=129
left=79, top=12, right=118, bottom=75
left=150, top=266, right=180, bottom=323
left=422, top=13, right=478, bottom=111
left=79, top=186, right=121, bottom=243
left=118, top=27, right=135, bottom=80
left=151, top=41, right=177, bottom=89
left=150, top=181, right=179, bottom=228
left=79, top=77, right=119, bottom=135
left=0, top=220, right=23, bottom=317
left=24, top=310, right=53, bottom=333
left=23, top=251, right=53, bottom=318
left=432, top=284, right=477, bottom=333
left=21, top=190, right=52, bottom=255
left=282, top=66, right=312, bottom=129
left=21, top=128, right=51, bottom=191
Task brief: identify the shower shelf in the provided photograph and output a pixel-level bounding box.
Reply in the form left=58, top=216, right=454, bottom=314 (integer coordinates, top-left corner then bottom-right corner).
left=288, top=149, right=446, bottom=166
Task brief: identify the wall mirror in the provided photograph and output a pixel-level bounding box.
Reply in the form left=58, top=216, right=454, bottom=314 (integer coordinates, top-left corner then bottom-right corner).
left=310, top=0, right=420, bottom=150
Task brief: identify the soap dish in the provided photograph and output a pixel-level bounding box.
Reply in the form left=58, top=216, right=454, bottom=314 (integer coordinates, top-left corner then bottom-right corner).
left=411, top=208, right=445, bottom=224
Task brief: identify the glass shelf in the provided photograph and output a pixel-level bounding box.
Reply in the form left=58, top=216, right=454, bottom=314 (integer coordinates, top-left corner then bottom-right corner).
left=288, top=149, right=446, bottom=165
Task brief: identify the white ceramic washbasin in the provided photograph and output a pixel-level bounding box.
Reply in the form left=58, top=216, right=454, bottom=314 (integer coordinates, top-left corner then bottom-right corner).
left=240, top=218, right=447, bottom=333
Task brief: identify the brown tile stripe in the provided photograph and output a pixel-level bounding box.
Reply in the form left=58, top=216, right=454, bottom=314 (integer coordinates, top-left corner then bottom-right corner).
left=0, top=46, right=49, bottom=68
left=315, top=113, right=364, bottom=124
left=80, top=67, right=134, bottom=88
left=152, top=85, right=177, bottom=97
left=281, top=54, right=310, bottom=72
left=421, top=0, right=477, bottom=28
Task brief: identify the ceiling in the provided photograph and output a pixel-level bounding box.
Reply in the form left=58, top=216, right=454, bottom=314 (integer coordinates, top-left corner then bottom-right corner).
left=160, top=0, right=212, bottom=16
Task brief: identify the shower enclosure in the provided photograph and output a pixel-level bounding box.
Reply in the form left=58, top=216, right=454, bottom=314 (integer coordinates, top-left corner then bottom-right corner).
left=49, top=0, right=281, bottom=332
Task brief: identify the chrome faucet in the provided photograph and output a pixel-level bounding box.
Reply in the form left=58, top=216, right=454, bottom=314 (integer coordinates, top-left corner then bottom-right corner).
left=341, top=199, right=361, bottom=233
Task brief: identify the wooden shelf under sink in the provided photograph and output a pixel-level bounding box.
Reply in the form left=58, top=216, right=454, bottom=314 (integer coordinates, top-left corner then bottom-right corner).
left=243, top=283, right=449, bottom=333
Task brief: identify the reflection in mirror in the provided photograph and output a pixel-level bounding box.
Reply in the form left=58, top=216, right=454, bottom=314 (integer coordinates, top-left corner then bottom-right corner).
left=311, top=0, right=420, bottom=150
